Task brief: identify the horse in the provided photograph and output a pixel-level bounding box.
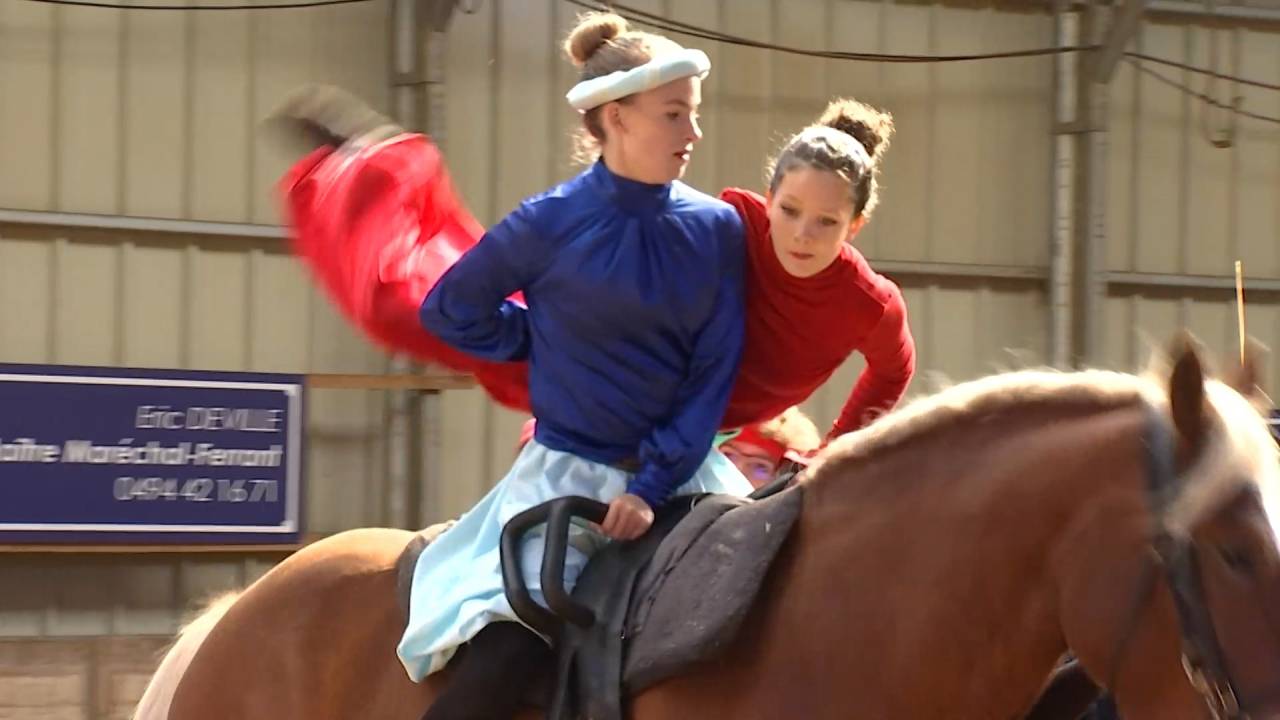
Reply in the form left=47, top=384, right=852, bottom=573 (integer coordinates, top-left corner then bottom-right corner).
left=136, top=337, right=1280, bottom=719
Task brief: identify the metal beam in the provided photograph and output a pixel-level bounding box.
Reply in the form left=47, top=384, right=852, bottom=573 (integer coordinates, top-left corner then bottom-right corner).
left=1093, top=0, right=1147, bottom=82
left=1147, top=0, right=1280, bottom=23
left=1042, top=1, right=1280, bottom=25
left=869, top=260, right=1048, bottom=282
left=1108, top=271, right=1280, bottom=293
left=306, top=373, right=475, bottom=391
left=0, top=208, right=285, bottom=239
left=0, top=208, right=1050, bottom=285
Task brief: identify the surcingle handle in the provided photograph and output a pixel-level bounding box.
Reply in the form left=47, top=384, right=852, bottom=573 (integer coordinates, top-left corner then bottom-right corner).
left=500, top=496, right=610, bottom=638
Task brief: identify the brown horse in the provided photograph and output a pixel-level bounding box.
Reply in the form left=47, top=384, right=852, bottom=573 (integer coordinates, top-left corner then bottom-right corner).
left=136, top=339, right=1280, bottom=719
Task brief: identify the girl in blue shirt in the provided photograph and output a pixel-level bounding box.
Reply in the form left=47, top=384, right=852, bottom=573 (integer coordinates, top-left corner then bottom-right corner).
left=398, top=12, right=752, bottom=719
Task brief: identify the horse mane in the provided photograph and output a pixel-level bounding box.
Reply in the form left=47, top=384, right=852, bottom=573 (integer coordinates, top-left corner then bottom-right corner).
left=805, top=364, right=1280, bottom=537
left=1173, top=380, right=1280, bottom=537
left=810, top=367, right=1155, bottom=467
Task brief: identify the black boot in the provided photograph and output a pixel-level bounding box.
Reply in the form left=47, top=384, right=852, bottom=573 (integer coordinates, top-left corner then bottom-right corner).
left=1086, top=695, right=1120, bottom=720
left=422, top=622, right=552, bottom=720
left=1023, top=659, right=1103, bottom=720
left=261, top=83, right=403, bottom=157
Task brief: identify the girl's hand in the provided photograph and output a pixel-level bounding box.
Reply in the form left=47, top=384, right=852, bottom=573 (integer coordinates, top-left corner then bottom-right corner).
left=599, top=493, right=655, bottom=540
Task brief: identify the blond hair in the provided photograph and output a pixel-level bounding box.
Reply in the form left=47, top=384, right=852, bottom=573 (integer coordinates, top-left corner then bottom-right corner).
left=563, top=12, right=685, bottom=164
left=756, top=406, right=822, bottom=454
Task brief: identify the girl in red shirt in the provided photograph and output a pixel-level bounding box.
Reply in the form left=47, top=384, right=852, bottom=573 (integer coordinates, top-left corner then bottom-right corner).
left=720, top=98, right=914, bottom=441
left=274, top=94, right=914, bottom=442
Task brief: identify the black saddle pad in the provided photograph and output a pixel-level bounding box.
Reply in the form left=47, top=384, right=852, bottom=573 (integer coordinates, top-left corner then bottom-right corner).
left=623, top=486, right=802, bottom=691
left=398, top=487, right=804, bottom=720
left=555, top=486, right=804, bottom=719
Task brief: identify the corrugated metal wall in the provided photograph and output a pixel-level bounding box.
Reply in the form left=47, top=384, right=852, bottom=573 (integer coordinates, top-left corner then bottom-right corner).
left=0, top=0, right=392, bottom=224
left=0, top=0, right=397, bottom=639
left=0, top=0, right=398, bottom=535
left=1103, top=16, right=1280, bottom=391
left=434, top=0, right=1055, bottom=504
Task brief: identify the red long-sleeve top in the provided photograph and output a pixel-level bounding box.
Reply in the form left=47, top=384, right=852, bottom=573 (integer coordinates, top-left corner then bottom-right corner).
left=281, top=134, right=915, bottom=439
left=719, top=188, right=915, bottom=438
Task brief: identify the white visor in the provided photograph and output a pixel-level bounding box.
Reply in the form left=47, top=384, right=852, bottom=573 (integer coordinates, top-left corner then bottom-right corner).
left=566, top=49, right=711, bottom=112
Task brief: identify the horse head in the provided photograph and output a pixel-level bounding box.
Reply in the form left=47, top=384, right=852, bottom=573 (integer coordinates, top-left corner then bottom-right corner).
left=1078, top=335, right=1280, bottom=719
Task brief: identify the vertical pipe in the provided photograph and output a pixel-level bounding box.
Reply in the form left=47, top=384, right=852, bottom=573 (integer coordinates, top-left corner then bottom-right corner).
left=1083, top=35, right=1111, bottom=366
left=392, top=0, right=420, bottom=129
left=386, top=0, right=421, bottom=530
left=1071, top=2, right=1110, bottom=368
left=416, top=23, right=449, bottom=529
left=1050, top=0, right=1078, bottom=368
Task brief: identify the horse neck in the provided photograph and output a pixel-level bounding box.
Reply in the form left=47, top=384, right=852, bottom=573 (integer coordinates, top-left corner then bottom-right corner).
left=726, top=397, right=1150, bottom=718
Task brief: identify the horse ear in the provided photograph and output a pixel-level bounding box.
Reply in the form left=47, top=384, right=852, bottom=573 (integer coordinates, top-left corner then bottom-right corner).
left=1225, top=337, right=1268, bottom=404
left=1168, top=333, right=1208, bottom=452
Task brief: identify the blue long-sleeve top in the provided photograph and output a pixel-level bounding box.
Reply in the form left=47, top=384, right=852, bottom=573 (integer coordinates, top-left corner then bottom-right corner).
left=419, top=159, right=745, bottom=507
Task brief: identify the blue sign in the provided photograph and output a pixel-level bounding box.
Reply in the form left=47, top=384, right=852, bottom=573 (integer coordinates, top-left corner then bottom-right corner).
left=0, top=364, right=304, bottom=544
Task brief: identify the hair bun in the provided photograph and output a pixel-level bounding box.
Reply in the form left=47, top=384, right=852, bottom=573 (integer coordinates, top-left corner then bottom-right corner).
left=817, top=98, right=894, bottom=162
left=565, top=12, right=629, bottom=67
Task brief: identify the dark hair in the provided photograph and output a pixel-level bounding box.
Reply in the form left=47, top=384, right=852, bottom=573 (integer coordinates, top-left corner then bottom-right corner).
left=767, top=98, right=895, bottom=217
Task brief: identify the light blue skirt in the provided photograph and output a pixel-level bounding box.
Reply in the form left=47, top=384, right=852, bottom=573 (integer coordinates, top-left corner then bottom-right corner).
left=396, top=439, right=752, bottom=681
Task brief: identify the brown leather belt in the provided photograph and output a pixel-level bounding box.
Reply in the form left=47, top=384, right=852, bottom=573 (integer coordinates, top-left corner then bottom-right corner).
left=610, top=457, right=641, bottom=473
